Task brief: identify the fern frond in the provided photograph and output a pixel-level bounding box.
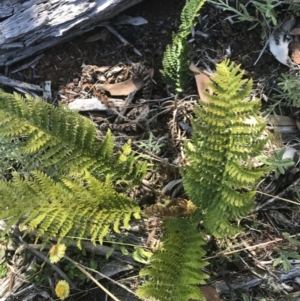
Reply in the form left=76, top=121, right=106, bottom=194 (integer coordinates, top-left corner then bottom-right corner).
left=182, top=59, right=269, bottom=237
left=0, top=89, right=146, bottom=184
left=0, top=91, right=96, bottom=169
left=136, top=212, right=208, bottom=301
left=0, top=171, right=140, bottom=248
left=180, top=0, right=207, bottom=33
left=161, top=0, right=206, bottom=93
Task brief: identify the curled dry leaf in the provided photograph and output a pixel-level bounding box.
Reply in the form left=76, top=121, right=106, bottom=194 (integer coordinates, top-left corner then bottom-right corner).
left=95, top=68, right=154, bottom=96
left=267, top=115, right=296, bottom=127
left=95, top=77, right=143, bottom=96
left=189, top=62, right=213, bottom=104
left=290, top=37, right=300, bottom=64
left=290, top=27, right=300, bottom=35
left=189, top=286, right=222, bottom=301
left=200, top=286, right=222, bottom=301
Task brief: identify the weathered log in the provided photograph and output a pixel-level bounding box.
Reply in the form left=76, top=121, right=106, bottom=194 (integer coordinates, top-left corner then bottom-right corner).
left=0, top=0, right=145, bottom=68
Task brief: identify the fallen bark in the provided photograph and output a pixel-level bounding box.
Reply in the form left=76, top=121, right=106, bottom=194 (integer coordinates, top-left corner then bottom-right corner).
left=214, top=264, right=300, bottom=295
left=0, top=74, right=43, bottom=92
left=0, top=0, right=145, bottom=68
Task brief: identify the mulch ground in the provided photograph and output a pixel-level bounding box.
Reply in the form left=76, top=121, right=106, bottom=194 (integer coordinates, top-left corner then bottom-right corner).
left=2, top=0, right=300, bottom=300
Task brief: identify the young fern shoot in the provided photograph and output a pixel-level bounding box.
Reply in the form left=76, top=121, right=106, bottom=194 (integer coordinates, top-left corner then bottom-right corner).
left=161, top=0, right=207, bottom=102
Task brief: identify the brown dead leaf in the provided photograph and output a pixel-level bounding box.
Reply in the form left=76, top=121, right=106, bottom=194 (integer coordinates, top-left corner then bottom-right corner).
left=148, top=67, right=154, bottom=79
left=200, top=286, right=222, bottom=301
left=189, top=62, right=213, bottom=104
left=95, top=68, right=153, bottom=96
left=95, top=77, right=143, bottom=95
left=289, top=27, right=300, bottom=35
left=290, top=37, right=300, bottom=64
left=267, top=115, right=296, bottom=126
left=189, top=286, right=222, bottom=301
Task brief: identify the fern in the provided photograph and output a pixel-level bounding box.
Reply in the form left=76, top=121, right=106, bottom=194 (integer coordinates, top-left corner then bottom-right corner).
left=182, top=60, right=269, bottom=237
left=161, top=0, right=206, bottom=93
left=136, top=211, right=208, bottom=301
left=138, top=1, right=210, bottom=300
left=0, top=89, right=146, bottom=248
left=0, top=89, right=146, bottom=184
left=0, top=170, right=140, bottom=249
left=138, top=60, right=269, bottom=301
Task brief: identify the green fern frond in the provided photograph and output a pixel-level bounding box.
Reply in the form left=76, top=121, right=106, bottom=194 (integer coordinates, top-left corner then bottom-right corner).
left=0, top=170, right=140, bottom=248
left=180, top=0, right=207, bottom=33
left=0, top=89, right=145, bottom=184
left=161, top=36, right=190, bottom=93
left=0, top=90, right=98, bottom=170
left=97, top=129, right=114, bottom=159
left=136, top=211, right=208, bottom=301
left=161, top=0, right=206, bottom=93
left=182, top=59, right=269, bottom=237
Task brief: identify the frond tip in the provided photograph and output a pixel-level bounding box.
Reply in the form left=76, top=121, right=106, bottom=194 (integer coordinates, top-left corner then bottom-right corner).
left=161, top=0, right=206, bottom=93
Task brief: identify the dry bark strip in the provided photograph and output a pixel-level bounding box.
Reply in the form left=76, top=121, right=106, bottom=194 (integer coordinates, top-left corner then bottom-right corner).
left=214, top=264, right=300, bottom=295
left=0, top=74, right=43, bottom=92
left=0, top=0, right=145, bottom=68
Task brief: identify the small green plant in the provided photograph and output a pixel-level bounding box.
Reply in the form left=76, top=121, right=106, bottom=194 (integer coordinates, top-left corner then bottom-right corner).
left=0, top=230, right=14, bottom=278
left=287, top=2, right=300, bottom=15
left=253, top=0, right=281, bottom=26
left=273, top=246, right=299, bottom=272
left=238, top=292, right=251, bottom=301
left=25, top=263, right=52, bottom=286
left=132, top=247, right=153, bottom=264
left=276, top=72, right=300, bottom=107
left=0, top=137, right=38, bottom=179
left=64, top=261, right=91, bottom=281
left=161, top=0, right=207, bottom=100
left=62, top=248, right=97, bottom=281
left=257, top=148, right=295, bottom=179
left=207, top=0, right=258, bottom=24
left=293, top=187, right=300, bottom=203
left=103, top=233, right=130, bottom=259
left=135, top=132, right=165, bottom=160
left=0, top=262, right=7, bottom=278
left=136, top=215, right=208, bottom=301
left=273, top=233, right=300, bottom=272
left=207, top=0, right=281, bottom=38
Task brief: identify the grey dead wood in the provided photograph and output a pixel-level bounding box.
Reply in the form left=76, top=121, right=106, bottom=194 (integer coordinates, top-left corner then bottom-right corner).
left=0, top=0, right=145, bottom=68
left=0, top=74, right=43, bottom=92
left=214, top=264, right=300, bottom=295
